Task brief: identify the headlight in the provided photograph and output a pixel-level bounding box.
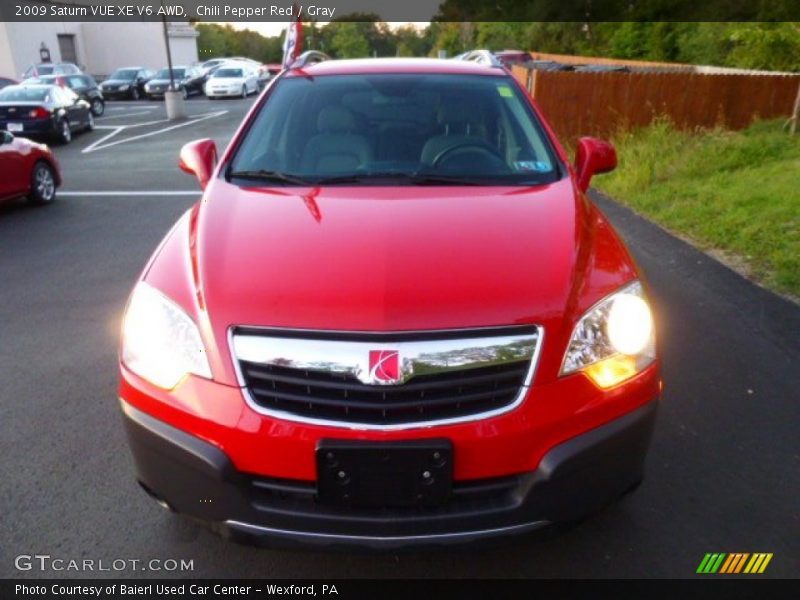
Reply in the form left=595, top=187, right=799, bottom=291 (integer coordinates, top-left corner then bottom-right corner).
left=119, top=84, right=129, bottom=91
left=121, top=282, right=211, bottom=389
left=560, top=280, right=655, bottom=389
left=144, top=84, right=151, bottom=91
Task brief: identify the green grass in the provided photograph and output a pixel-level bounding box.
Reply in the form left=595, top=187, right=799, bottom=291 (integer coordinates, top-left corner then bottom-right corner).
left=593, top=119, right=800, bottom=298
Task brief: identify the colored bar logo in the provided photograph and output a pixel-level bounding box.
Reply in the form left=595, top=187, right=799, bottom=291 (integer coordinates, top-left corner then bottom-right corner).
left=697, top=553, right=773, bottom=574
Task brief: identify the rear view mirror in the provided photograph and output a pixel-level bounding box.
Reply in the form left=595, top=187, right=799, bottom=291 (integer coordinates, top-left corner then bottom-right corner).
left=179, top=139, right=218, bottom=190
left=574, top=137, right=617, bottom=193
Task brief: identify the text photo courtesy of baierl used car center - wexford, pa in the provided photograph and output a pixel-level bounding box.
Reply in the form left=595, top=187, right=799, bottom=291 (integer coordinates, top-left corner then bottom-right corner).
left=0, top=0, right=799, bottom=598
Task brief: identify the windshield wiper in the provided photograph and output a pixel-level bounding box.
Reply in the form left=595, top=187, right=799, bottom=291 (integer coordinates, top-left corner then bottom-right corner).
left=227, top=169, right=313, bottom=186
left=313, top=172, right=486, bottom=186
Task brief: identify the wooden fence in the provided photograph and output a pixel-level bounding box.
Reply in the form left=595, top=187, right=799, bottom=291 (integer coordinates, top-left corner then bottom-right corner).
left=512, top=65, right=800, bottom=143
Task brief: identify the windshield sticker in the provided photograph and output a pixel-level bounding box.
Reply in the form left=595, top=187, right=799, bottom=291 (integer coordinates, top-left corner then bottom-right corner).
left=497, top=85, right=514, bottom=98
left=514, top=161, right=550, bottom=172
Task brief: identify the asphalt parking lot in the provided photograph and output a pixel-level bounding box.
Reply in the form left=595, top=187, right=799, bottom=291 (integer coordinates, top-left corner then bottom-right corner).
left=0, top=97, right=798, bottom=579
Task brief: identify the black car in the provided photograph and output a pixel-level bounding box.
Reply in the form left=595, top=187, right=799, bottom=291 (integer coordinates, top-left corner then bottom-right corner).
left=144, top=66, right=205, bottom=100
left=100, top=67, right=155, bottom=100
left=0, top=84, right=93, bottom=144
left=29, top=74, right=105, bottom=117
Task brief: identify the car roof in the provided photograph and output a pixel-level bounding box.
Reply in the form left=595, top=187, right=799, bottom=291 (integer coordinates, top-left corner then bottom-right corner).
left=6, top=83, right=56, bottom=90
left=285, top=58, right=505, bottom=78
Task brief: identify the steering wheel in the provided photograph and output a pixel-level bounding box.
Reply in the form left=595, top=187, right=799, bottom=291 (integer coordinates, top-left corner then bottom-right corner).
left=431, top=141, right=505, bottom=168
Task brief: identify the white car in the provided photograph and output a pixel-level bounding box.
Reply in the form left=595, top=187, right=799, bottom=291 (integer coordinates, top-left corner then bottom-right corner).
left=204, top=66, right=260, bottom=98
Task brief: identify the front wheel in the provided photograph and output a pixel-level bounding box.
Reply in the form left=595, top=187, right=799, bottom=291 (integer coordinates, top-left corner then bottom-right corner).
left=57, top=119, right=72, bottom=144
left=241, top=85, right=247, bottom=99
left=91, top=98, right=105, bottom=116
left=181, top=86, right=189, bottom=100
left=27, top=161, right=57, bottom=205
left=131, top=87, right=140, bottom=100
left=86, top=112, right=95, bottom=132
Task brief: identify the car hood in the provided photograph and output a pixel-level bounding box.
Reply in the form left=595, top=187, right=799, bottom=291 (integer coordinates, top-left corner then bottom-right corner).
left=189, top=178, right=586, bottom=333
left=208, top=77, right=246, bottom=85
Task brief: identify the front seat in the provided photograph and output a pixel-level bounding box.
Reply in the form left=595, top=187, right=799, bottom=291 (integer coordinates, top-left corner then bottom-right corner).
left=300, top=106, right=371, bottom=173
left=420, top=101, right=488, bottom=166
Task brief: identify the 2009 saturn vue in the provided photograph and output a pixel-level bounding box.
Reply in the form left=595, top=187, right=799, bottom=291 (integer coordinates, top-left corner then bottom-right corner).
left=118, top=54, right=660, bottom=548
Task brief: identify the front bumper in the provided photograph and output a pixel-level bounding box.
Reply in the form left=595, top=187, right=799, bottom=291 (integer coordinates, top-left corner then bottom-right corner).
left=121, top=396, right=658, bottom=549
left=206, top=88, right=243, bottom=97
left=102, top=89, right=134, bottom=99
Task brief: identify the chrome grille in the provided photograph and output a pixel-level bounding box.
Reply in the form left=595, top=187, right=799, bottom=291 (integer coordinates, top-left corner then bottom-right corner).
left=231, top=326, right=541, bottom=429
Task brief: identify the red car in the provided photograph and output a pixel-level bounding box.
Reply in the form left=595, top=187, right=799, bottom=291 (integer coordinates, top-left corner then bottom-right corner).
left=495, top=50, right=533, bottom=67
left=119, top=55, right=660, bottom=548
left=0, top=131, right=61, bottom=205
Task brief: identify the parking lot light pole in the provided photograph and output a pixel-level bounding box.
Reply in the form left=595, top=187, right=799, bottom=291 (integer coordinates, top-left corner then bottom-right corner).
left=161, top=8, right=186, bottom=120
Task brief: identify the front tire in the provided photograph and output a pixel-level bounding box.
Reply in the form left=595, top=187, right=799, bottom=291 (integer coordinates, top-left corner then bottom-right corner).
left=91, top=98, right=105, bottom=116
left=241, top=84, right=247, bottom=99
left=27, top=161, right=57, bottom=205
left=131, top=88, right=140, bottom=100
left=181, top=86, right=189, bottom=100
left=86, top=112, right=95, bottom=132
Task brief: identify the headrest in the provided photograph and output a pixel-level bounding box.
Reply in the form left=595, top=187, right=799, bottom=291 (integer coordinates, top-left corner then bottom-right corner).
left=437, top=100, right=474, bottom=125
left=317, top=106, right=356, bottom=133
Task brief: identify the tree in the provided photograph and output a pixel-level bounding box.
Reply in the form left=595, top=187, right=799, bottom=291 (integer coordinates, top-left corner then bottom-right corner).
left=330, top=22, right=370, bottom=58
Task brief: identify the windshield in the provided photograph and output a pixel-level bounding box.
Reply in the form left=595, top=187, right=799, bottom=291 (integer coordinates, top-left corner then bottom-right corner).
left=110, top=69, right=138, bottom=80
left=155, top=68, right=185, bottom=79
left=213, top=68, right=244, bottom=78
left=0, top=86, right=51, bottom=102
left=228, top=73, right=560, bottom=185
left=34, top=65, right=55, bottom=76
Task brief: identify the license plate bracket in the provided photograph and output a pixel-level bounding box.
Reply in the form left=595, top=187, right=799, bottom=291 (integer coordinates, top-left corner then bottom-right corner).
left=7, top=122, right=23, bottom=132
left=316, top=439, right=453, bottom=508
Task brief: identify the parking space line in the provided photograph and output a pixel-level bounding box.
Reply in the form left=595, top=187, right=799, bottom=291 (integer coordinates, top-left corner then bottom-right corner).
left=97, top=110, right=156, bottom=120
left=59, top=191, right=199, bottom=196
left=82, top=110, right=228, bottom=154
left=82, top=127, right=125, bottom=153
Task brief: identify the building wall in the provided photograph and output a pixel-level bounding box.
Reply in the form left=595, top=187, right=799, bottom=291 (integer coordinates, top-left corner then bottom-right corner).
left=0, top=23, right=18, bottom=77
left=0, top=21, right=198, bottom=79
left=1, top=21, right=87, bottom=77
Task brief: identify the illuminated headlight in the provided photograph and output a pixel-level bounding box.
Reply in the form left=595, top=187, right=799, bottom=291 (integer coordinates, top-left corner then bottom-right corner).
left=121, top=282, right=211, bottom=389
left=119, top=84, right=130, bottom=91
left=560, top=281, right=655, bottom=389
left=144, top=83, right=151, bottom=91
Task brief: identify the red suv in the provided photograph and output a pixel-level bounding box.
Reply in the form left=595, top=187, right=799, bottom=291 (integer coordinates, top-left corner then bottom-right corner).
left=119, top=56, right=660, bottom=548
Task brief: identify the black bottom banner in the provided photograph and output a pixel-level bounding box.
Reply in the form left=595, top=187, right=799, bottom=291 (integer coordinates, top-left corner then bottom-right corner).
left=2, top=579, right=799, bottom=600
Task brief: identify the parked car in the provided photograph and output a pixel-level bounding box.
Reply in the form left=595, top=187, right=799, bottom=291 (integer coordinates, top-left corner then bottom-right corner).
left=204, top=65, right=260, bottom=98
left=22, top=62, right=81, bottom=79
left=258, top=63, right=283, bottom=89
left=574, top=64, right=631, bottom=73
left=100, top=67, right=155, bottom=100
left=144, top=66, right=204, bottom=99
left=28, top=74, right=105, bottom=116
left=0, top=84, right=94, bottom=144
left=119, top=56, right=659, bottom=548
left=495, top=50, right=533, bottom=67
left=197, top=58, right=231, bottom=78
left=0, top=130, right=61, bottom=205
left=0, top=77, right=18, bottom=90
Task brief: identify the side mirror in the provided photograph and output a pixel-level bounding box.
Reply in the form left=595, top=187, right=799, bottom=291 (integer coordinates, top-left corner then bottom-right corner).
left=0, top=130, right=14, bottom=144
left=574, top=137, right=617, bottom=193
left=179, top=138, right=217, bottom=190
